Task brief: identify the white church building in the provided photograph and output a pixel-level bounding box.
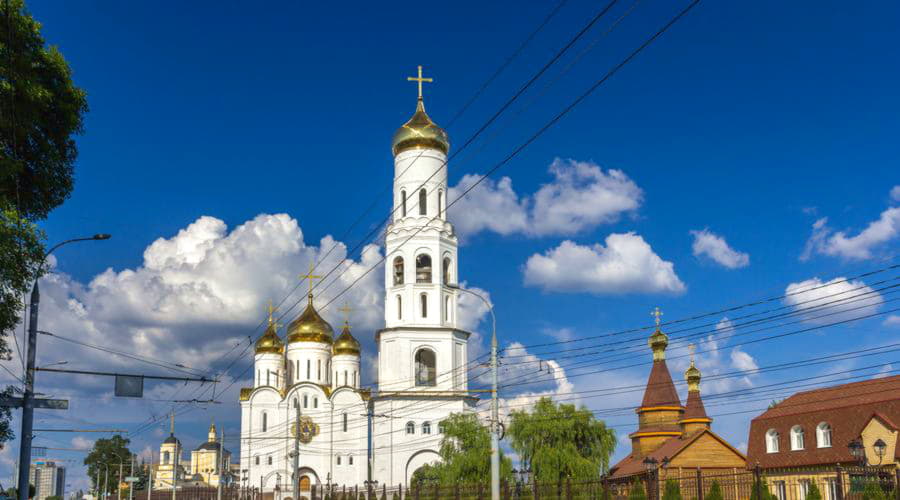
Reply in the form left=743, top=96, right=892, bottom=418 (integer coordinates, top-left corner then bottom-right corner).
left=239, top=68, right=477, bottom=496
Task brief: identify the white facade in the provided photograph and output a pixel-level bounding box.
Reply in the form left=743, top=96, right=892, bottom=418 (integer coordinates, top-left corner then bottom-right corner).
left=240, top=92, right=475, bottom=494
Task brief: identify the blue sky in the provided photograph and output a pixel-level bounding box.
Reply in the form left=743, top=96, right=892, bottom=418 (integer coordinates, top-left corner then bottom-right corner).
left=3, top=0, right=899, bottom=491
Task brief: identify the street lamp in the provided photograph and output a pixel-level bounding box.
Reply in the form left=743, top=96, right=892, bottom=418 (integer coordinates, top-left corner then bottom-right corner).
left=445, top=283, right=499, bottom=500
left=873, top=439, right=887, bottom=464
left=17, top=234, right=111, bottom=500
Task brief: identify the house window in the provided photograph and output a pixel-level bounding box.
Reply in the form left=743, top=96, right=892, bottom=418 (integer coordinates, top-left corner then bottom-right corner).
left=262, top=411, right=268, bottom=432
left=422, top=421, right=431, bottom=435
left=406, top=422, right=415, bottom=435
left=791, top=425, right=804, bottom=450
left=415, top=348, right=437, bottom=386
left=766, top=429, right=779, bottom=453
left=817, top=422, right=832, bottom=448
left=293, top=398, right=298, bottom=409
left=419, top=189, right=427, bottom=215
left=438, top=421, right=445, bottom=434
left=773, top=481, right=786, bottom=500
left=420, top=293, right=428, bottom=318
left=343, top=413, right=348, bottom=432
left=393, top=257, right=404, bottom=285
left=416, top=254, right=432, bottom=283
left=401, top=190, right=407, bottom=217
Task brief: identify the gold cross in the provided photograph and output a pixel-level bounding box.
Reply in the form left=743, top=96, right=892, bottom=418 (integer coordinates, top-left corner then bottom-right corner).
left=407, top=65, right=433, bottom=100
left=300, top=262, right=322, bottom=296
left=338, top=303, right=352, bottom=326
left=651, top=307, right=663, bottom=327
left=688, top=343, right=696, bottom=362
left=266, top=300, right=278, bottom=325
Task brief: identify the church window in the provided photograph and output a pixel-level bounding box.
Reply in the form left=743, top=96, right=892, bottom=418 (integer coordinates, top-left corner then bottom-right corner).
left=415, top=348, right=437, bottom=386
left=293, top=398, right=298, bottom=409
left=254, top=456, right=259, bottom=465
left=337, top=456, right=341, bottom=465
left=443, top=295, right=449, bottom=322
left=438, top=190, right=443, bottom=218
left=422, top=421, right=431, bottom=435
left=420, top=293, right=428, bottom=318
left=307, top=360, right=311, bottom=379
left=353, top=371, right=357, bottom=387
left=393, top=257, right=404, bottom=285
left=261, top=411, right=268, bottom=432
left=318, top=359, right=321, bottom=380
left=303, top=395, right=308, bottom=408
left=267, top=456, right=272, bottom=466
left=397, top=295, right=402, bottom=320
left=419, top=189, right=427, bottom=215
left=766, top=429, right=779, bottom=453
left=816, top=422, right=832, bottom=448
left=401, top=190, right=407, bottom=217
left=344, top=371, right=348, bottom=386
left=163, top=451, right=170, bottom=464
left=343, top=412, right=348, bottom=432
left=326, top=360, right=330, bottom=383
left=406, top=421, right=415, bottom=435
left=442, top=257, right=451, bottom=285
left=266, top=370, right=270, bottom=386
left=416, top=254, right=432, bottom=283
left=313, top=397, right=318, bottom=409
left=349, top=455, right=354, bottom=465
left=438, top=421, right=445, bottom=434
left=790, top=425, right=804, bottom=450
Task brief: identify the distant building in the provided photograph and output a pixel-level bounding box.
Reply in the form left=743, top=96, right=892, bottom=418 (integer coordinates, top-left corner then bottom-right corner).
left=747, top=375, right=900, bottom=499
left=189, top=422, right=232, bottom=487
left=608, top=315, right=746, bottom=480
left=152, top=416, right=235, bottom=490
left=30, top=461, right=65, bottom=500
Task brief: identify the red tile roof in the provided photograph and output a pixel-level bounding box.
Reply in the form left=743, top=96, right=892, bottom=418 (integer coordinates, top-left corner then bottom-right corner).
left=746, top=375, right=900, bottom=468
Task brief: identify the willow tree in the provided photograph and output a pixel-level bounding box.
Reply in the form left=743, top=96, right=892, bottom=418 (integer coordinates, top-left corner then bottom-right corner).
left=507, top=397, right=616, bottom=483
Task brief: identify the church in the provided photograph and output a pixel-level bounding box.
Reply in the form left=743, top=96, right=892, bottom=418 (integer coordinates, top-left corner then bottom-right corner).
left=238, top=67, right=477, bottom=495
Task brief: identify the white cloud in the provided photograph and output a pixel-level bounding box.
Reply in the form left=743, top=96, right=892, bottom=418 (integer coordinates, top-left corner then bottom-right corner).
left=448, top=159, right=642, bottom=240
left=523, top=233, right=686, bottom=295
left=891, top=186, right=900, bottom=202
left=730, top=349, right=758, bottom=372
left=669, top=316, right=759, bottom=395
left=783, top=277, right=884, bottom=324
left=801, top=189, right=900, bottom=260
left=884, top=314, right=900, bottom=327
left=690, top=229, right=749, bottom=269
left=872, top=364, right=894, bottom=379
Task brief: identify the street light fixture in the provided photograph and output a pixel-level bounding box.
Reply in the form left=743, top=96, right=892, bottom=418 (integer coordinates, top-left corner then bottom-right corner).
left=873, top=439, right=887, bottom=464
left=16, top=233, right=111, bottom=500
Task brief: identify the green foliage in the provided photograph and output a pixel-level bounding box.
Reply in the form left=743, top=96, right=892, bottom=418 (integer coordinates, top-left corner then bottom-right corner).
left=749, top=478, right=777, bottom=500
left=861, top=482, right=887, bottom=500
left=805, top=482, right=822, bottom=500
left=45, top=496, right=62, bottom=500
left=706, top=481, right=724, bottom=500
left=662, top=479, right=682, bottom=500
left=507, top=397, right=616, bottom=483
left=410, top=413, right=513, bottom=486
left=628, top=479, right=647, bottom=500
left=5, top=484, right=35, bottom=498
left=1, top=0, right=88, bottom=220
left=83, top=435, right=133, bottom=493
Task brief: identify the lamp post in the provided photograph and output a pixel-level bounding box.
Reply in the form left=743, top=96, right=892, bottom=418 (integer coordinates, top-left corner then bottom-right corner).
left=17, top=234, right=111, bottom=500
left=446, top=283, right=498, bottom=500
left=849, top=438, right=888, bottom=468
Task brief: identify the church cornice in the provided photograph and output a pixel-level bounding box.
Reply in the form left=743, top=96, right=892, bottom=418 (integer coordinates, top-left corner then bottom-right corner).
left=374, top=390, right=479, bottom=402
left=375, top=326, right=471, bottom=342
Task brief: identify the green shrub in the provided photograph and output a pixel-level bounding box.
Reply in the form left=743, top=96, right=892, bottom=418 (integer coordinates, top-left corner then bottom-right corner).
left=805, top=482, right=822, bottom=500
left=629, top=479, right=647, bottom=500
left=706, top=481, right=723, bottom=500
left=861, top=482, right=887, bottom=500
left=662, top=480, right=682, bottom=500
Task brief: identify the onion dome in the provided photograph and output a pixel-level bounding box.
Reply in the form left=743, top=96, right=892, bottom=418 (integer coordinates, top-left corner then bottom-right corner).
left=333, top=323, right=361, bottom=356
left=255, top=320, right=284, bottom=355
left=391, top=98, right=449, bottom=156
left=287, top=294, right=334, bottom=344
left=648, top=328, right=668, bottom=361
left=685, top=358, right=702, bottom=392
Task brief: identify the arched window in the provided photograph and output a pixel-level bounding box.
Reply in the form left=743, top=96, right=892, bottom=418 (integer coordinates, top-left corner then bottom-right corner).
left=306, top=359, right=311, bottom=379
left=163, top=451, right=170, bottom=464
left=438, top=190, right=443, bottom=218
left=337, top=456, right=341, bottom=465
left=343, top=413, right=348, bottom=432
left=401, top=190, right=407, bottom=217
left=415, top=348, right=437, bottom=386
left=419, top=189, right=427, bottom=215
left=318, top=359, right=321, bottom=380
left=262, top=411, right=268, bottom=432
left=344, top=370, right=348, bottom=386
left=349, top=455, right=354, bottom=465
left=816, top=422, right=832, bottom=448
left=766, top=429, right=779, bottom=453
left=442, top=257, right=451, bottom=285
left=293, top=398, right=298, bottom=409
left=397, top=295, right=402, bottom=320
left=791, top=425, right=804, bottom=450
left=303, top=394, right=308, bottom=408
left=393, top=257, right=405, bottom=285
left=406, top=421, right=415, bottom=435
left=420, top=293, right=428, bottom=318
left=313, top=397, right=318, bottom=409
left=422, top=421, right=432, bottom=435
left=416, top=254, right=432, bottom=283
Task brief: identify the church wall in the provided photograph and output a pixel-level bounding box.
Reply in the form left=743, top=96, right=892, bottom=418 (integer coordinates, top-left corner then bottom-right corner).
left=332, top=354, right=360, bottom=389
left=286, top=342, right=331, bottom=386
left=377, top=329, right=462, bottom=393
left=254, top=353, right=283, bottom=389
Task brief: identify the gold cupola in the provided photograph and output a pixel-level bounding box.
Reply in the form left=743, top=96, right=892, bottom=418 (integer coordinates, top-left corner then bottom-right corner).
left=287, top=293, right=334, bottom=344
left=648, top=307, right=668, bottom=361
left=255, top=303, right=284, bottom=355
left=333, top=323, right=361, bottom=356
left=391, top=66, right=449, bottom=156
left=685, top=358, right=702, bottom=392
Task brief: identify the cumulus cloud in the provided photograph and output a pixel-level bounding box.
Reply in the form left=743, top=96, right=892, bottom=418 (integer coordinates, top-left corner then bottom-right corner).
left=523, top=233, right=685, bottom=295
left=801, top=188, right=900, bottom=260
left=884, top=314, right=900, bottom=327
left=668, top=316, right=759, bottom=394
left=783, top=277, right=884, bottom=324
left=690, top=229, right=749, bottom=269
left=448, top=159, right=642, bottom=240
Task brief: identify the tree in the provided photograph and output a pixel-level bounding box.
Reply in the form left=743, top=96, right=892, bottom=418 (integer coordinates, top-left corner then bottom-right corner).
left=750, top=478, right=776, bottom=500
left=628, top=479, right=646, bottom=500
left=706, top=481, right=724, bottom=500
left=83, top=436, right=133, bottom=493
left=5, top=485, right=34, bottom=499
left=507, top=397, right=616, bottom=483
left=662, top=479, right=682, bottom=500
left=805, top=482, right=822, bottom=500
left=409, top=413, right=513, bottom=486
left=861, top=482, right=887, bottom=500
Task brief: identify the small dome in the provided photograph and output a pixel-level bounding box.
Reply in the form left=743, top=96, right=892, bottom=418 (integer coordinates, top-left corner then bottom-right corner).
left=648, top=328, right=668, bottom=361
left=333, top=324, right=361, bottom=356
left=255, top=322, right=284, bottom=355
left=287, top=294, right=334, bottom=344
left=163, top=434, right=180, bottom=445
left=391, top=99, right=449, bottom=156
left=685, top=359, right=702, bottom=391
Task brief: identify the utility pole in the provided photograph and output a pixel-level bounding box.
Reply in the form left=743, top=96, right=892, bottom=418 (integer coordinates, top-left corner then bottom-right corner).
left=291, top=406, right=300, bottom=500
left=217, top=429, right=224, bottom=500
left=490, top=320, right=500, bottom=500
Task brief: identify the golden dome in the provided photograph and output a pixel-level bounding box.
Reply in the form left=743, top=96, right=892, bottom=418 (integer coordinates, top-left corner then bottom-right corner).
left=287, top=294, right=334, bottom=344
left=685, top=359, right=702, bottom=392
left=391, top=98, right=449, bottom=156
left=255, top=322, right=284, bottom=355
left=333, top=324, right=361, bottom=356
left=648, top=328, right=669, bottom=361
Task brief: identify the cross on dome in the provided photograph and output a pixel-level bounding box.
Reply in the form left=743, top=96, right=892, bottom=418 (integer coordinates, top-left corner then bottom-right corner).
left=407, top=65, right=433, bottom=100
left=338, top=303, right=352, bottom=327
left=300, top=262, right=322, bottom=297
left=651, top=306, right=663, bottom=327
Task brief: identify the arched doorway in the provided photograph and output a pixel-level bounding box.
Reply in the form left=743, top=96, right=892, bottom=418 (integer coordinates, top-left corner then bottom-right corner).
left=405, top=449, right=441, bottom=485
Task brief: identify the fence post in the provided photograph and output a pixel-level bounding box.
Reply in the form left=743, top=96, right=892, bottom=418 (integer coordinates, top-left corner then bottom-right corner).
left=696, top=468, right=703, bottom=500
left=835, top=464, right=844, bottom=500
left=565, top=479, right=571, bottom=500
